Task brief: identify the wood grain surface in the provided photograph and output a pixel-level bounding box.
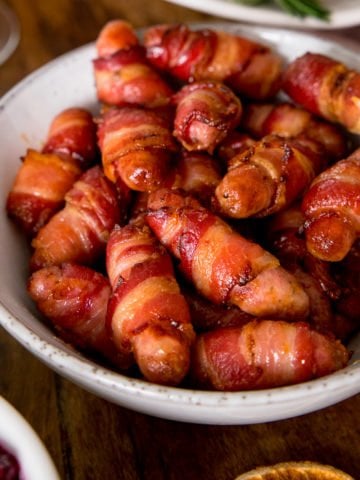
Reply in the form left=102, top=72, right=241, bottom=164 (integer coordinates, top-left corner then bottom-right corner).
left=1, top=1, right=359, bottom=479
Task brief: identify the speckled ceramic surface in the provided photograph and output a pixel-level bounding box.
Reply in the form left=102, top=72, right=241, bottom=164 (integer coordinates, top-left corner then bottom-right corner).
left=0, top=396, right=60, bottom=479
left=0, top=24, right=360, bottom=425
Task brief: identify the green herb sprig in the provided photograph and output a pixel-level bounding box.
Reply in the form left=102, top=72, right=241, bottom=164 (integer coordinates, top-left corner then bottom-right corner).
left=235, top=0, right=330, bottom=20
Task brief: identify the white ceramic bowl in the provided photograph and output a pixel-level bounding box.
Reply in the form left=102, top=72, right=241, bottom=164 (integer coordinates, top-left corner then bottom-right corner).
left=1, top=23, right=360, bottom=425
left=0, top=396, right=60, bottom=479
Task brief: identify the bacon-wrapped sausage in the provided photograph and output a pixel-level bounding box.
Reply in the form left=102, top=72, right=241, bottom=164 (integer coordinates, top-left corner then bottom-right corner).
left=282, top=52, right=360, bottom=134
left=268, top=205, right=360, bottom=340
left=301, top=147, right=360, bottom=262
left=97, top=106, right=178, bottom=191
left=144, top=24, right=282, bottom=100
left=146, top=188, right=309, bottom=319
left=106, top=223, right=195, bottom=385
left=28, top=263, right=133, bottom=369
left=94, top=46, right=174, bottom=108
left=266, top=204, right=343, bottom=336
left=191, top=320, right=350, bottom=391
left=30, top=165, right=121, bottom=271
left=95, top=19, right=139, bottom=57
left=6, top=149, right=81, bottom=237
left=215, top=134, right=326, bottom=219
left=242, top=101, right=348, bottom=161
left=42, top=107, right=98, bottom=168
left=172, top=81, right=242, bottom=154
left=266, top=204, right=341, bottom=299
left=7, top=107, right=97, bottom=237
left=94, top=19, right=173, bottom=108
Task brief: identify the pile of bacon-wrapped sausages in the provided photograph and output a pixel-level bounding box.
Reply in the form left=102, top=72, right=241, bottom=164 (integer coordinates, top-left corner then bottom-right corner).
left=7, top=20, right=360, bottom=390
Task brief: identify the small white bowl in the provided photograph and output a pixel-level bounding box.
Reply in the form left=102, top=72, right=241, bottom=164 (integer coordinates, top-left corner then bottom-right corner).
left=0, top=396, right=60, bottom=480
left=0, top=23, right=360, bottom=425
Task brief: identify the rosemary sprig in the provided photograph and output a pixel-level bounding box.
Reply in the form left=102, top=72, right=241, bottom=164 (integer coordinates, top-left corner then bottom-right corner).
left=234, top=0, right=330, bottom=20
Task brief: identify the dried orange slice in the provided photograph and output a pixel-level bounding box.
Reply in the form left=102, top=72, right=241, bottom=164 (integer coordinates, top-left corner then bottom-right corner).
left=235, top=461, right=354, bottom=479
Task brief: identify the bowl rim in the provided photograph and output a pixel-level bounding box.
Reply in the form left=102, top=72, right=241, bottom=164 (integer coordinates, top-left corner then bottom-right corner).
left=0, top=395, right=60, bottom=479
left=1, top=277, right=360, bottom=425
left=1, top=22, right=360, bottom=425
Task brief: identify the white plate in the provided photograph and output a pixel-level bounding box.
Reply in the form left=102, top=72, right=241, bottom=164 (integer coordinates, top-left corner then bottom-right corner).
left=0, top=24, right=360, bottom=425
left=164, top=0, right=360, bottom=30
left=0, top=396, right=60, bottom=480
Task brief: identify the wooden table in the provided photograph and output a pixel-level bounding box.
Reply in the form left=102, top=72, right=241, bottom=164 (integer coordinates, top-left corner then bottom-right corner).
left=1, top=1, right=360, bottom=478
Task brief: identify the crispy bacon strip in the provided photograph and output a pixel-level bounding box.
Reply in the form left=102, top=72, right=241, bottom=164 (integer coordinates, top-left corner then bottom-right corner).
left=97, top=106, right=178, bottom=191
left=215, top=134, right=326, bottom=219
left=301, top=148, right=360, bottom=262
left=144, top=24, right=282, bottom=100
left=242, top=102, right=348, bottom=161
left=42, top=107, right=98, bottom=168
left=30, top=165, right=121, bottom=271
left=106, top=223, right=195, bottom=385
left=172, top=81, right=242, bottom=154
left=28, top=263, right=133, bottom=369
left=6, top=149, right=81, bottom=237
left=146, top=188, right=309, bottom=319
left=282, top=52, right=360, bottom=134
left=191, top=320, right=350, bottom=391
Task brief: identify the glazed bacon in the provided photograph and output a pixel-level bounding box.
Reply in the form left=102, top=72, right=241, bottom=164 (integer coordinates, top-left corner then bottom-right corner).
left=215, top=134, right=326, bottom=219
left=97, top=106, right=178, bottom=191
left=242, top=102, right=348, bottom=161
left=191, top=320, right=350, bottom=391
left=28, top=263, right=132, bottom=370
left=172, top=81, right=242, bottom=154
left=146, top=188, right=309, bottom=319
left=144, top=24, right=282, bottom=100
left=282, top=52, right=360, bottom=134
left=42, top=107, right=98, bottom=168
left=106, top=223, right=195, bottom=385
left=6, top=149, right=81, bottom=237
left=301, top=148, right=360, bottom=262
left=30, top=166, right=121, bottom=271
